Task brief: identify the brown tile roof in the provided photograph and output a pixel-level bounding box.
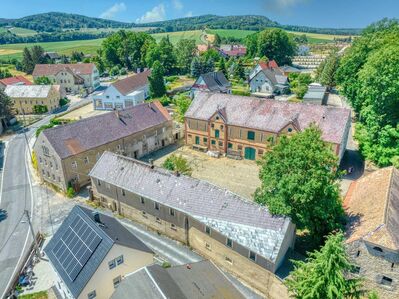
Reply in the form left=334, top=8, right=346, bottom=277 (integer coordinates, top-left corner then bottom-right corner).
left=32, top=63, right=96, bottom=77
left=185, top=92, right=351, bottom=145
left=0, top=76, right=32, bottom=86
left=259, top=60, right=279, bottom=70
left=112, top=70, right=151, bottom=96
left=345, top=167, right=399, bottom=250
left=41, top=101, right=171, bottom=159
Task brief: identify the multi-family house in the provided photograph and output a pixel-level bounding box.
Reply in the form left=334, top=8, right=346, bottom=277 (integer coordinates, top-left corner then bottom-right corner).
left=89, top=151, right=296, bottom=299
left=5, top=85, right=61, bottom=114
left=249, top=61, right=289, bottom=95
left=110, top=260, right=246, bottom=299
left=33, top=101, right=174, bottom=191
left=185, top=92, right=351, bottom=163
left=0, top=75, right=32, bottom=90
left=345, top=167, right=399, bottom=299
left=44, top=205, right=154, bottom=299
left=92, top=70, right=150, bottom=110
left=191, top=71, right=231, bottom=97
left=32, top=63, right=100, bottom=94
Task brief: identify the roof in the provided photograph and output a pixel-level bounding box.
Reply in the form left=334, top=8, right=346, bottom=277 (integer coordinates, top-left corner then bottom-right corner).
left=0, top=76, right=32, bottom=86
left=195, top=71, right=231, bottom=92
left=303, top=84, right=327, bottom=101
left=345, top=167, right=399, bottom=250
left=186, top=92, right=351, bottom=145
left=44, top=205, right=152, bottom=298
left=219, top=45, right=247, bottom=57
left=259, top=60, right=279, bottom=70
left=44, top=52, right=61, bottom=59
left=90, top=152, right=292, bottom=263
left=280, top=65, right=301, bottom=73
left=112, top=70, right=151, bottom=96
left=261, top=68, right=288, bottom=86
left=110, top=261, right=246, bottom=299
left=5, top=85, right=54, bottom=98
left=41, top=101, right=171, bottom=159
left=33, top=63, right=96, bottom=77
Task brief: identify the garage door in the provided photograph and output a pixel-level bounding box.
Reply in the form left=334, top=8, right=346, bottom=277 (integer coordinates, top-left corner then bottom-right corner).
left=244, top=147, right=256, bottom=160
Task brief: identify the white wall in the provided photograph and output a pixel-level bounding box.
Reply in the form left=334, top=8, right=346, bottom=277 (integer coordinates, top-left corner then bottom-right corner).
left=93, top=85, right=147, bottom=110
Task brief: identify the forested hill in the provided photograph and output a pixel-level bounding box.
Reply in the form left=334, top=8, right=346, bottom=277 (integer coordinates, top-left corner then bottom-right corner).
left=1, top=12, right=132, bottom=32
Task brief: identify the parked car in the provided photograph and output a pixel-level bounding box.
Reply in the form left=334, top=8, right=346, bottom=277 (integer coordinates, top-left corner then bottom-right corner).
left=0, top=209, right=7, bottom=222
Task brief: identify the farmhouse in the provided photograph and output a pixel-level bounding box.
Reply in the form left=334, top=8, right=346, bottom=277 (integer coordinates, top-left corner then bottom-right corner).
left=33, top=101, right=174, bottom=191
left=89, top=151, right=295, bottom=298
left=249, top=61, right=289, bottom=95
left=32, top=63, right=100, bottom=94
left=5, top=84, right=61, bottom=114
left=0, top=75, right=32, bottom=90
left=92, top=70, right=150, bottom=110
left=185, top=92, right=351, bottom=162
left=191, top=71, right=231, bottom=97
left=345, top=167, right=399, bottom=299
left=45, top=205, right=154, bottom=299
left=218, top=44, right=247, bottom=58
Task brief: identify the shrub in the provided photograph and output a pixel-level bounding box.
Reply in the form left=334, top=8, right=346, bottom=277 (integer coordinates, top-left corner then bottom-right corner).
left=33, top=105, right=48, bottom=114
left=159, top=95, right=171, bottom=107
left=232, top=89, right=250, bottom=96
left=66, top=186, right=75, bottom=198
left=162, top=154, right=192, bottom=176
left=59, top=98, right=69, bottom=107
left=31, top=151, right=38, bottom=170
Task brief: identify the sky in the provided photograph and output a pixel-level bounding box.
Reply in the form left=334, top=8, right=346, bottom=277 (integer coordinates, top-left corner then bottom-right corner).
left=2, top=0, right=398, bottom=28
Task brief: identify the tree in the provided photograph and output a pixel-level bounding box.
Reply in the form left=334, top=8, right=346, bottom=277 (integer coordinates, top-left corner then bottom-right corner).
left=34, top=76, right=52, bottom=85
left=286, top=231, right=364, bottom=299
left=190, top=57, right=202, bottom=78
left=255, top=126, right=344, bottom=243
left=234, top=59, right=245, bottom=80
left=289, top=73, right=312, bottom=99
left=0, top=68, right=12, bottom=79
left=218, top=57, right=228, bottom=77
left=200, top=48, right=220, bottom=62
left=190, top=57, right=214, bottom=78
left=175, top=39, right=197, bottom=74
left=158, top=36, right=177, bottom=75
left=318, top=52, right=340, bottom=89
left=0, top=89, right=13, bottom=118
left=71, top=51, right=84, bottom=62
left=255, top=28, right=296, bottom=65
left=22, top=47, right=35, bottom=74
left=31, top=45, right=46, bottom=65
left=149, top=61, right=166, bottom=98
left=162, top=154, right=192, bottom=176
left=213, top=33, right=221, bottom=47
left=174, top=94, right=191, bottom=123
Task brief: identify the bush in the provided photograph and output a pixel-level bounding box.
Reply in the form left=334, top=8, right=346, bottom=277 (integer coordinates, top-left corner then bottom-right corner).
left=110, top=66, right=120, bottom=76
left=32, top=151, right=38, bottom=170
left=119, top=68, right=127, bottom=75
left=162, top=154, right=192, bottom=176
left=159, top=95, right=171, bottom=107
left=162, top=261, right=171, bottom=268
left=232, top=89, right=250, bottom=96
left=66, top=186, right=75, bottom=198
left=33, top=105, right=48, bottom=114
left=59, top=98, right=69, bottom=107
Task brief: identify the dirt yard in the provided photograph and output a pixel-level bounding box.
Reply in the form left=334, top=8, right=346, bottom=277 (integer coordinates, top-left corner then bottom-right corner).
left=61, top=103, right=108, bottom=121
left=146, top=145, right=261, bottom=200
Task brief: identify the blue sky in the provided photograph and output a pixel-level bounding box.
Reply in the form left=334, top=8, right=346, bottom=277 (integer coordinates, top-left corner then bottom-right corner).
left=2, top=0, right=398, bottom=28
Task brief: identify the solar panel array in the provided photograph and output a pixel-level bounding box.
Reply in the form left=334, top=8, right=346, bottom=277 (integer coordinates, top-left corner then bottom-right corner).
left=52, top=214, right=102, bottom=281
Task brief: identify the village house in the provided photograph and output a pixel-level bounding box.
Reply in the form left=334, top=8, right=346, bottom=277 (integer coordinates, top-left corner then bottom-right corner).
left=33, top=101, right=174, bottom=191
left=32, top=63, right=100, bottom=94
left=185, top=92, right=351, bottom=162
left=45, top=205, right=154, bottom=299
left=110, top=260, right=246, bottom=299
left=5, top=85, right=61, bottom=114
left=89, top=151, right=296, bottom=299
left=92, top=70, right=150, bottom=110
left=0, top=75, right=32, bottom=90
left=43, top=51, right=62, bottom=63
left=218, top=44, right=247, bottom=58
left=249, top=61, right=289, bottom=95
left=345, top=167, right=399, bottom=299
left=191, top=71, right=231, bottom=97
left=303, top=83, right=328, bottom=105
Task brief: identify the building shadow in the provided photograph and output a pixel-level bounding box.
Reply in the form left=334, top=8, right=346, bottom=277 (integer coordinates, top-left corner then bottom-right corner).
left=340, top=149, right=365, bottom=180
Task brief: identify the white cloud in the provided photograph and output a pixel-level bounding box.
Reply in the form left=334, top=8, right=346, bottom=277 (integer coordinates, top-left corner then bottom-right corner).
left=172, top=0, right=183, bottom=10
left=100, top=2, right=127, bottom=19
left=185, top=11, right=193, bottom=17
left=264, top=0, right=308, bottom=12
left=135, top=4, right=166, bottom=23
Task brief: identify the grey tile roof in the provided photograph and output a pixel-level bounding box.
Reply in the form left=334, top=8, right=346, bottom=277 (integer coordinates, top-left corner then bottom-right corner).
left=42, top=101, right=171, bottom=159
left=196, top=71, right=231, bottom=92
left=44, top=205, right=152, bottom=298
left=5, top=85, right=53, bottom=98
left=111, top=261, right=246, bottom=299
left=304, top=84, right=327, bottom=101
left=185, top=92, right=351, bottom=145
left=112, top=70, right=151, bottom=96
left=260, top=68, right=288, bottom=86
left=89, top=152, right=292, bottom=263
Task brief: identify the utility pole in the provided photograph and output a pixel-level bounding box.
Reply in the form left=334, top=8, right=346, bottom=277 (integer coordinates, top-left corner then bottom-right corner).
left=24, top=210, right=41, bottom=259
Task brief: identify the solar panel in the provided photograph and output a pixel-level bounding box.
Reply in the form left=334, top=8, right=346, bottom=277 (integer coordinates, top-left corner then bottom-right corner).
left=52, top=214, right=102, bottom=281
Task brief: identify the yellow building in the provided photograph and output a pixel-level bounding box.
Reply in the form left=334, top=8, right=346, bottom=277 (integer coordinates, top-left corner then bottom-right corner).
left=5, top=84, right=61, bottom=114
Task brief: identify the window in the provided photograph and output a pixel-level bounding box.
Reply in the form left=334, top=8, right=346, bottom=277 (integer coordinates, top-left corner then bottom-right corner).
left=169, top=208, right=175, bottom=216
left=218, top=141, right=223, bottom=147
left=87, top=290, right=96, bottom=299
left=116, top=255, right=124, bottom=265
left=108, top=259, right=116, bottom=270
left=373, top=246, right=383, bottom=253
left=249, top=251, right=256, bottom=261
left=141, top=197, right=145, bottom=204
left=84, top=157, right=89, bottom=164
left=97, top=179, right=101, bottom=186
left=154, top=202, right=160, bottom=210
left=205, top=226, right=211, bottom=235
left=220, top=125, right=224, bottom=131
left=203, top=137, right=208, bottom=143
left=113, top=276, right=122, bottom=288
left=71, top=161, right=77, bottom=169
left=121, top=189, right=125, bottom=196
left=156, top=217, right=161, bottom=224
left=215, top=129, right=220, bottom=138
left=106, top=183, right=111, bottom=189
left=381, top=276, right=393, bottom=286
left=247, top=131, right=255, bottom=140
left=356, top=250, right=360, bottom=257
left=211, top=140, right=216, bottom=145
left=228, top=143, right=233, bottom=149
left=205, top=242, right=211, bottom=250
left=351, top=265, right=360, bottom=274
left=211, top=124, right=215, bottom=128
left=288, top=127, right=293, bottom=132
left=258, top=149, right=264, bottom=156
left=170, top=223, right=177, bottom=230
left=226, top=238, right=233, bottom=248
left=225, top=256, right=233, bottom=265
left=237, top=145, right=243, bottom=150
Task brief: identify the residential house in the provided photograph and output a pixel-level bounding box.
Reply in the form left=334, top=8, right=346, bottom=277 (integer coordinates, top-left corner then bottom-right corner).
left=197, top=44, right=210, bottom=54
left=89, top=151, right=296, bottom=298
left=303, top=83, right=328, bottom=105
left=345, top=167, right=399, bottom=299
left=32, top=63, right=100, bottom=94
left=5, top=85, right=61, bottom=114
left=44, top=205, right=154, bottom=299
left=191, top=71, right=231, bottom=97
left=43, top=51, right=61, bottom=63
left=218, top=44, right=247, bottom=58
left=280, top=65, right=301, bottom=77
left=92, top=70, right=151, bottom=110
left=33, top=101, right=174, bottom=191
left=0, top=76, right=32, bottom=90
left=110, top=260, right=246, bottom=299
left=249, top=61, right=289, bottom=95
left=185, top=92, right=351, bottom=163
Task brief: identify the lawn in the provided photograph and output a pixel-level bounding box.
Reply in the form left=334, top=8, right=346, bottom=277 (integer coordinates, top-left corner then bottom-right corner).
left=208, top=29, right=256, bottom=40
left=152, top=30, right=203, bottom=45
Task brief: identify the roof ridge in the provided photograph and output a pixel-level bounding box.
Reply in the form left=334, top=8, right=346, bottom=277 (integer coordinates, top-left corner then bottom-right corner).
left=383, top=167, right=395, bottom=225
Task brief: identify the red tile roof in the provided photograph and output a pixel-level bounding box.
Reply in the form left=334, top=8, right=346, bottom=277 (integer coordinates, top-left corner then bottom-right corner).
left=259, top=60, right=279, bottom=70
left=0, top=76, right=32, bottom=86
left=32, top=63, right=96, bottom=77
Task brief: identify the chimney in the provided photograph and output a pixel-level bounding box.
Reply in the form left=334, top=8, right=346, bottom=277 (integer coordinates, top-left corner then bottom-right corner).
left=92, top=211, right=101, bottom=223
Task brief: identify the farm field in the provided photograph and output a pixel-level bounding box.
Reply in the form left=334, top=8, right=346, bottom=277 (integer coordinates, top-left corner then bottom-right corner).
left=0, top=26, right=38, bottom=36
left=152, top=30, right=203, bottom=44
left=208, top=29, right=256, bottom=40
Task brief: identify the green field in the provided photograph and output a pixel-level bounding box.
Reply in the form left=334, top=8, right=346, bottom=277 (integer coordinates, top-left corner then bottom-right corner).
left=152, top=30, right=203, bottom=44
left=0, top=27, right=38, bottom=37
left=208, top=29, right=256, bottom=40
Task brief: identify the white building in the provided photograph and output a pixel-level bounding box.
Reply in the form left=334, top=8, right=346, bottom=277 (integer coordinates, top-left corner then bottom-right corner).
left=93, top=70, right=151, bottom=110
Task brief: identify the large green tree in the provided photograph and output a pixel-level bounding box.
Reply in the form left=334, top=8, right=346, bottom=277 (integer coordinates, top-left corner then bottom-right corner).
left=255, top=126, right=343, bottom=243
left=174, top=94, right=191, bottom=123
left=0, top=89, right=13, bottom=118
left=22, top=47, right=35, bottom=74
left=145, top=36, right=176, bottom=75
left=317, top=52, right=340, bottom=89
left=175, top=39, right=197, bottom=74
left=286, top=231, right=364, bottom=299
left=149, top=61, right=166, bottom=98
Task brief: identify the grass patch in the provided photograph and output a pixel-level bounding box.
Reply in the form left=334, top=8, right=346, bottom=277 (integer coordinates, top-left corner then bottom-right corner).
left=0, top=27, right=37, bottom=37
left=18, top=290, right=48, bottom=299
left=152, top=30, right=203, bottom=45
left=208, top=29, right=256, bottom=40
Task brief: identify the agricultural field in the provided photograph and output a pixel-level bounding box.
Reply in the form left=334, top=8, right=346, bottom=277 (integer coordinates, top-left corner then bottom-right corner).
left=0, top=26, right=38, bottom=36
left=208, top=29, right=256, bottom=40
left=152, top=30, right=203, bottom=44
